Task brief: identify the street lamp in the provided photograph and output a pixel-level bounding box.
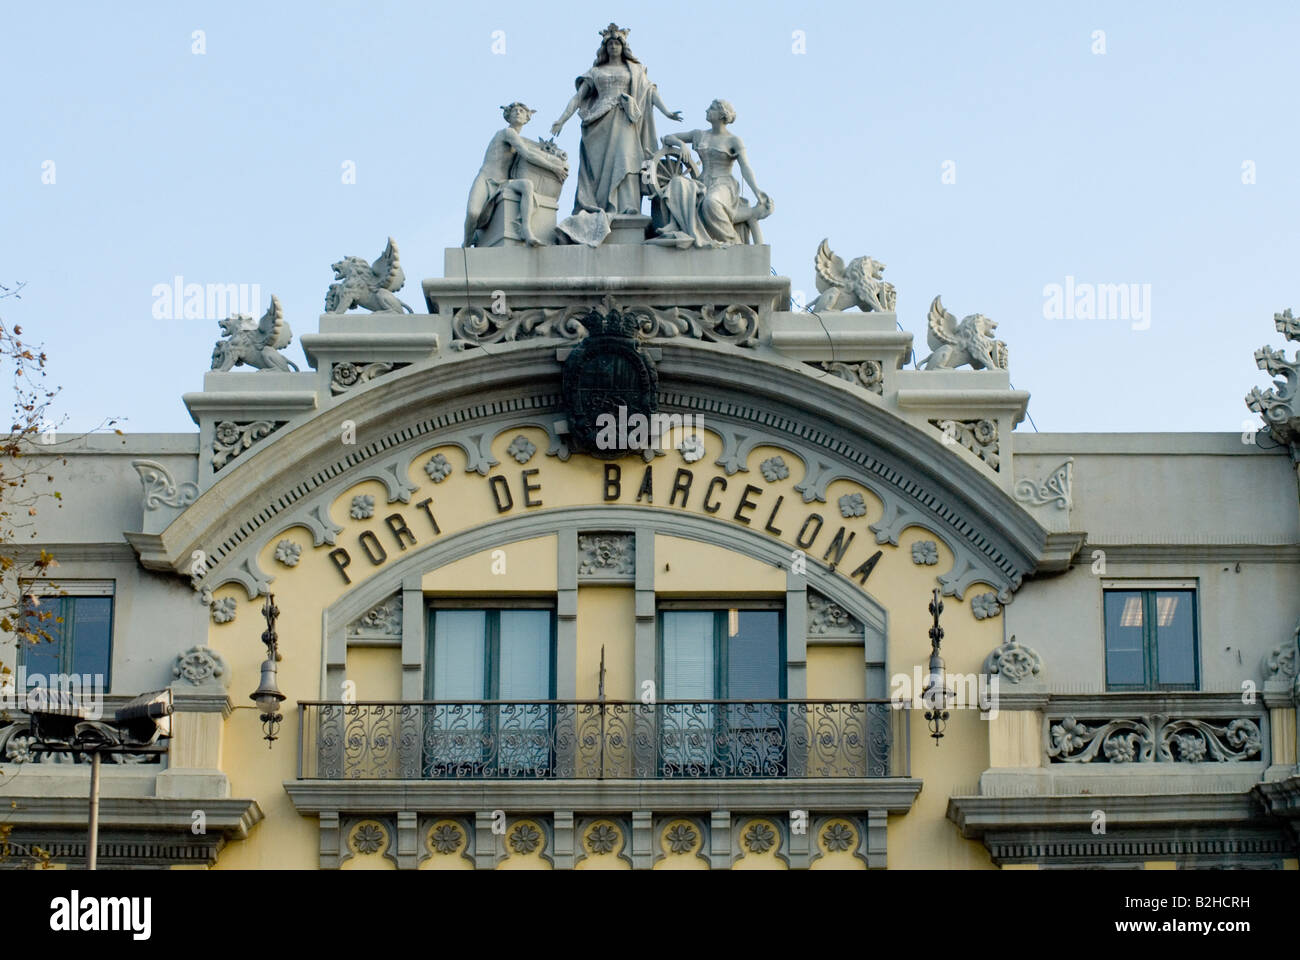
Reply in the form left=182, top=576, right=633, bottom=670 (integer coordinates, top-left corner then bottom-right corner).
left=250, top=593, right=285, bottom=746
left=27, top=688, right=173, bottom=869
left=921, top=588, right=952, bottom=743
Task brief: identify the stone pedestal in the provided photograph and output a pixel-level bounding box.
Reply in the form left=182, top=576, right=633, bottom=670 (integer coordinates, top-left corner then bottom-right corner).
left=606, top=214, right=652, bottom=244
left=474, top=152, right=565, bottom=247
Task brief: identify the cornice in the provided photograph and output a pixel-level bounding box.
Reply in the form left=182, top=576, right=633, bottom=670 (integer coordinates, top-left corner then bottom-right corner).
left=947, top=791, right=1262, bottom=838
left=1081, top=541, right=1300, bottom=564
left=284, top=777, right=924, bottom=816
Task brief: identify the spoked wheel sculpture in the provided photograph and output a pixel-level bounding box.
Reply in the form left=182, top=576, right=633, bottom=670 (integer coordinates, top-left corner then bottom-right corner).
left=640, top=145, right=771, bottom=245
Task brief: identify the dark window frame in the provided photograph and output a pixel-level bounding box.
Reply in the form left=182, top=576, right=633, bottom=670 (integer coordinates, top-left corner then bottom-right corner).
left=655, top=601, right=787, bottom=701
left=17, top=593, right=114, bottom=690
left=424, top=603, right=557, bottom=701
left=1103, top=587, right=1200, bottom=692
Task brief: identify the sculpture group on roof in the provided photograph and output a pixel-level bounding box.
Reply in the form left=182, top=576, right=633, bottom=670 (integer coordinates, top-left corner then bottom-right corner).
left=464, top=23, right=772, bottom=250
left=208, top=21, right=1013, bottom=376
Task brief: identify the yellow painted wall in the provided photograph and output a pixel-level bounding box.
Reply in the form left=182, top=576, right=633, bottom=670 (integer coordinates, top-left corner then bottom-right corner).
left=989, top=710, right=1043, bottom=768
left=808, top=645, right=866, bottom=699
left=655, top=535, right=785, bottom=593
left=422, top=535, right=556, bottom=593
left=347, top=647, right=402, bottom=703
left=206, top=426, right=1001, bottom=869
left=577, top=585, right=634, bottom=700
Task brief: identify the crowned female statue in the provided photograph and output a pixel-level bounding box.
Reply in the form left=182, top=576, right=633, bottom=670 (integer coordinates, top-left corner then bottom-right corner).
left=550, top=23, right=682, bottom=216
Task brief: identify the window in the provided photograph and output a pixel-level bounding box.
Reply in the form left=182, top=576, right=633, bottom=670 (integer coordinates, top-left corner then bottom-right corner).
left=424, top=605, right=555, bottom=775
left=657, top=604, right=786, bottom=775
left=1103, top=588, right=1198, bottom=690
left=18, top=588, right=113, bottom=688
left=659, top=607, right=786, bottom=701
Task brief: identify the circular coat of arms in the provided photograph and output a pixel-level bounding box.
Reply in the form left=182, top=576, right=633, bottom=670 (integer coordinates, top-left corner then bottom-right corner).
left=561, top=305, right=658, bottom=459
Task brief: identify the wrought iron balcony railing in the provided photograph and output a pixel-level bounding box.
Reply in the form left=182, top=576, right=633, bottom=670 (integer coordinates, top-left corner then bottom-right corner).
left=297, top=700, right=908, bottom=780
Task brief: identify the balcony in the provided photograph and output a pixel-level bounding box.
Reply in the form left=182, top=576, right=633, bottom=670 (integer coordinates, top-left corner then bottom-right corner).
left=297, top=700, right=908, bottom=780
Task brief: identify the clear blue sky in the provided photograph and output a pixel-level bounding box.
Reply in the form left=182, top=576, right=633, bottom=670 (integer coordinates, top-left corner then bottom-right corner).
left=2, top=1, right=1297, bottom=434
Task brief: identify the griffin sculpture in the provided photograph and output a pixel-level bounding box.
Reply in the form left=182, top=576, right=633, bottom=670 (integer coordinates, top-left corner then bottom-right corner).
left=919, top=295, right=1008, bottom=371
left=325, top=237, right=414, bottom=314
left=210, top=295, right=298, bottom=372
left=807, top=238, right=897, bottom=313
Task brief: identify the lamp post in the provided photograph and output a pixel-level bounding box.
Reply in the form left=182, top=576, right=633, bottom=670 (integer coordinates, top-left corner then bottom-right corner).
left=251, top=593, right=285, bottom=746
left=921, top=588, right=952, bottom=743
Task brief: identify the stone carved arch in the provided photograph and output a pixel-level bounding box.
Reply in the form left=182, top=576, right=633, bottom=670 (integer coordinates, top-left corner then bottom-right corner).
left=318, top=505, right=893, bottom=700
left=132, top=341, right=1055, bottom=608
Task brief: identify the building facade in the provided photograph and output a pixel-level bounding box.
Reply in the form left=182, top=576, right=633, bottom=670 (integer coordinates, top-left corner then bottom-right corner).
left=3, top=46, right=1299, bottom=870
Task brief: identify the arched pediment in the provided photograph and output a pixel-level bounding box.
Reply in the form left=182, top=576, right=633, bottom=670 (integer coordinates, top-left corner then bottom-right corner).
left=128, top=338, right=1055, bottom=609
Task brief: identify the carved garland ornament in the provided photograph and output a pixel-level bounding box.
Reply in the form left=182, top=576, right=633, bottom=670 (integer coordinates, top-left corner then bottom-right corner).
left=331, top=361, right=409, bottom=395
left=348, top=595, right=403, bottom=640
left=931, top=418, right=1000, bottom=471
left=212, top=420, right=286, bottom=472
left=1047, top=715, right=1262, bottom=764
left=807, top=590, right=864, bottom=636
left=812, top=359, right=884, bottom=395
left=450, top=298, right=761, bottom=350
left=0, top=721, right=157, bottom=765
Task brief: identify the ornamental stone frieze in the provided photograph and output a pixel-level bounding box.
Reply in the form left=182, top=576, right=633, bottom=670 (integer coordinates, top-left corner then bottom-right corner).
left=1047, top=714, right=1263, bottom=764
left=300, top=804, right=897, bottom=869
left=448, top=299, right=761, bottom=349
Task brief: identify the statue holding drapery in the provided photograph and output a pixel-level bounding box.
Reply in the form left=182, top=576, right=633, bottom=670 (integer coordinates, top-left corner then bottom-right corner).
left=550, top=23, right=682, bottom=216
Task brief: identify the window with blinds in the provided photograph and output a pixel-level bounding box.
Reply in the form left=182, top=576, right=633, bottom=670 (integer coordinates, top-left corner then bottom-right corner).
left=657, top=605, right=786, bottom=776
left=423, top=605, right=555, bottom=776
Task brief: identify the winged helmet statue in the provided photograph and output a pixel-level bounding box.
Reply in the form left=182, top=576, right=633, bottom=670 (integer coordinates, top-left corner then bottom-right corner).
left=919, top=295, right=1008, bottom=371
left=807, top=238, right=897, bottom=313
left=325, top=237, right=414, bottom=313
left=210, top=295, right=298, bottom=372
